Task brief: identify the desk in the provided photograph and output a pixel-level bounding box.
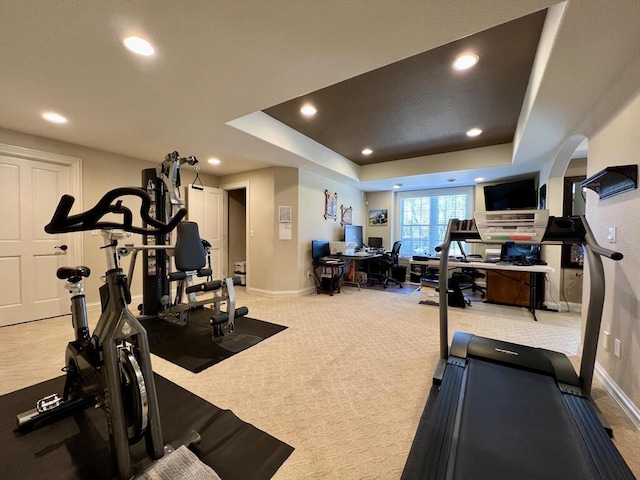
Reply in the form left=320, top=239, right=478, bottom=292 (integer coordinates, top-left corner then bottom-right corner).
left=410, top=260, right=555, bottom=320
left=339, top=253, right=381, bottom=289
left=312, top=259, right=345, bottom=295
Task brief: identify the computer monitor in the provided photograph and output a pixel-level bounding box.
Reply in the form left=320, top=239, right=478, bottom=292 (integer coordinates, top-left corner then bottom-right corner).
left=311, top=240, right=330, bottom=260
left=367, top=237, right=383, bottom=249
left=500, top=243, right=541, bottom=264
left=344, top=225, right=363, bottom=249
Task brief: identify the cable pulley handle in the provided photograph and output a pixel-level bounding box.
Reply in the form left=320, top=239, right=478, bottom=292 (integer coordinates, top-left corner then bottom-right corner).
left=45, top=187, right=187, bottom=235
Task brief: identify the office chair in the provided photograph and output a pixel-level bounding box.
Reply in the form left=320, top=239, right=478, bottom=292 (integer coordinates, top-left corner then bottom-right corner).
left=454, top=268, right=486, bottom=298
left=380, top=241, right=404, bottom=288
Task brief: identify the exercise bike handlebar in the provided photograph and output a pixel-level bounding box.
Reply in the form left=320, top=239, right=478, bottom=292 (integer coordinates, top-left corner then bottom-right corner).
left=45, top=187, right=187, bottom=236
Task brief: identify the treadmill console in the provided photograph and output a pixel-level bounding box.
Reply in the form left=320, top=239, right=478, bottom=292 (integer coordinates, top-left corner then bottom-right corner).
left=475, top=209, right=549, bottom=243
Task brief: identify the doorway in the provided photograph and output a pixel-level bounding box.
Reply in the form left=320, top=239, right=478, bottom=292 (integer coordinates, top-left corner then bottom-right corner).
left=0, top=145, right=82, bottom=326
left=562, top=158, right=587, bottom=307
left=227, top=188, right=247, bottom=286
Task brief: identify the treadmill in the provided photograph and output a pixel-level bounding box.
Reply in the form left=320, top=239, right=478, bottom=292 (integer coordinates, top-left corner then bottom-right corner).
left=402, top=212, right=635, bottom=480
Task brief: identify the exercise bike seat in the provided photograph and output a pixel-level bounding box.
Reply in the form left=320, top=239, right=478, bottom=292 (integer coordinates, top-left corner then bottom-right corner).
left=57, top=266, right=91, bottom=282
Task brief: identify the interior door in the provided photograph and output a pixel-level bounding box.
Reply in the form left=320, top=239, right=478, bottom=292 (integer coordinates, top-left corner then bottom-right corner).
left=186, top=185, right=225, bottom=281
left=0, top=155, right=75, bottom=326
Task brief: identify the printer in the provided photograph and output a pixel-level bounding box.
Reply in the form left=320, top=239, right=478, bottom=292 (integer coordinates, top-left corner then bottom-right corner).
left=329, top=241, right=346, bottom=255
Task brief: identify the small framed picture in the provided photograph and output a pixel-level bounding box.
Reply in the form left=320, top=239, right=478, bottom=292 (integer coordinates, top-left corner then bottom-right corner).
left=324, top=190, right=337, bottom=220
left=340, top=205, right=352, bottom=226
left=279, top=205, right=292, bottom=223
left=368, top=209, right=388, bottom=225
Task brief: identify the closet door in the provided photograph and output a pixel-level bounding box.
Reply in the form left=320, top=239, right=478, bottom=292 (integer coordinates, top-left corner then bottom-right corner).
left=186, top=185, right=225, bottom=281
left=0, top=154, right=78, bottom=325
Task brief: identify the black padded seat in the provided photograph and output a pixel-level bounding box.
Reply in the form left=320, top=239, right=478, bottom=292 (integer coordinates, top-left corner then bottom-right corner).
left=56, top=266, right=91, bottom=281
left=174, top=222, right=207, bottom=272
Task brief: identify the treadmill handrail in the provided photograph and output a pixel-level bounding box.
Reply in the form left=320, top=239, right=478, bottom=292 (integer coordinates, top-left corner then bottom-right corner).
left=435, top=219, right=454, bottom=363
left=580, top=215, right=622, bottom=394
left=434, top=215, right=623, bottom=394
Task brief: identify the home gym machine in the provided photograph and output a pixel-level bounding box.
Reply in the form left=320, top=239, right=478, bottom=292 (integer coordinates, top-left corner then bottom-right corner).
left=402, top=210, right=635, bottom=479
left=140, top=150, right=199, bottom=317
left=15, top=187, right=208, bottom=480
left=139, top=151, right=249, bottom=342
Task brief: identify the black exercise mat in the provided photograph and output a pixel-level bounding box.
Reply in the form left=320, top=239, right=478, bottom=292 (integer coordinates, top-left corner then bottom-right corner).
left=141, top=310, right=287, bottom=373
left=2, top=374, right=294, bottom=480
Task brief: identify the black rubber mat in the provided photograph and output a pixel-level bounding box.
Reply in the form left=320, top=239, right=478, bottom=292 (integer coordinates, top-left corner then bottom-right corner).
left=3, top=374, right=294, bottom=480
left=141, top=309, right=287, bottom=373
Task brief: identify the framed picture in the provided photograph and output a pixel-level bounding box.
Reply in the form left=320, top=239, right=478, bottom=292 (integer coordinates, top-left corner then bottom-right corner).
left=368, top=209, right=388, bottom=225
left=538, top=184, right=547, bottom=209
left=324, top=190, right=337, bottom=220
left=340, top=205, right=352, bottom=226
left=279, top=205, right=291, bottom=223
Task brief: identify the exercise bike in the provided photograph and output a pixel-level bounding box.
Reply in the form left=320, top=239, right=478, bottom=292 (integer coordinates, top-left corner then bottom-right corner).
left=15, top=187, right=198, bottom=480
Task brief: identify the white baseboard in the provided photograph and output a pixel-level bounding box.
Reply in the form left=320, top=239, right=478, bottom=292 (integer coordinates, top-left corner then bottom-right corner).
left=594, top=362, right=640, bottom=430
left=543, top=300, right=581, bottom=313
left=246, top=286, right=315, bottom=297
left=87, top=294, right=143, bottom=315
left=566, top=301, right=582, bottom=313
left=88, top=287, right=315, bottom=313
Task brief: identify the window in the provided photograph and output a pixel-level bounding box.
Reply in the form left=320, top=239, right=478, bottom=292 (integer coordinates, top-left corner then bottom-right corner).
left=396, top=186, right=474, bottom=257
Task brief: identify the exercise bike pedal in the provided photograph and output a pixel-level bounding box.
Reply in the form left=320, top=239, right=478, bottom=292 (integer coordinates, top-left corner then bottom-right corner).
left=37, top=393, right=63, bottom=412
left=16, top=396, right=93, bottom=431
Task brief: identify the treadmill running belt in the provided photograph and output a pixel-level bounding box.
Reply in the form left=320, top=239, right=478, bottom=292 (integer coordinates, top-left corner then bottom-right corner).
left=452, top=359, right=598, bottom=480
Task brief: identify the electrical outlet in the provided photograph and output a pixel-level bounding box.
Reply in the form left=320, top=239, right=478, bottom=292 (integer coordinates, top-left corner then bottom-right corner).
left=608, top=226, right=616, bottom=243
left=614, top=338, right=621, bottom=358
left=602, top=331, right=610, bottom=351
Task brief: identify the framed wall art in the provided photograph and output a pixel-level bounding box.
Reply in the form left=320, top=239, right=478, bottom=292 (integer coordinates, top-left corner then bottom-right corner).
left=368, top=209, right=388, bottom=225
left=279, top=205, right=291, bottom=223
left=340, top=205, right=352, bottom=226
left=324, top=190, right=337, bottom=220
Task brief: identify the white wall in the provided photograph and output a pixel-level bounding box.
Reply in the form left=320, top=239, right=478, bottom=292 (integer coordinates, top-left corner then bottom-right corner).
left=0, top=127, right=220, bottom=304
left=586, top=87, right=640, bottom=411
left=365, top=191, right=393, bottom=249
left=299, top=169, right=366, bottom=292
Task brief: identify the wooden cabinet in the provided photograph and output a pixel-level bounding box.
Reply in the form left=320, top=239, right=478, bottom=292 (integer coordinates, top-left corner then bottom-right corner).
left=485, top=271, right=544, bottom=308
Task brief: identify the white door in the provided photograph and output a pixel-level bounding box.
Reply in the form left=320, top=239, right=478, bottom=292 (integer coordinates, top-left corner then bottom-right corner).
left=186, top=186, right=225, bottom=279
left=0, top=153, right=80, bottom=326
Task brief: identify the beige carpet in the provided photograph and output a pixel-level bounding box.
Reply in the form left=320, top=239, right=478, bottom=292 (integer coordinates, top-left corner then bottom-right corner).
left=1, top=287, right=638, bottom=479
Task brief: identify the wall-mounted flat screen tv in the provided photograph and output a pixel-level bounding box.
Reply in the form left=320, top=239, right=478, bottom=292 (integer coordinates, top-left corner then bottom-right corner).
left=484, top=178, right=538, bottom=211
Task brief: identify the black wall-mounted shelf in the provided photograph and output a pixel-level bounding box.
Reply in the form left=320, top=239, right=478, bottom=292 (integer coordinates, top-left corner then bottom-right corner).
left=580, top=164, right=637, bottom=200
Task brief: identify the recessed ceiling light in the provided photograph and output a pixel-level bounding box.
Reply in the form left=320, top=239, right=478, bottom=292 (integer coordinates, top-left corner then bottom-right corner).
left=466, top=128, right=483, bottom=137
left=123, top=36, right=155, bottom=56
left=453, top=53, right=479, bottom=71
left=474, top=177, right=485, bottom=182
left=41, top=112, right=68, bottom=124
left=208, top=158, right=221, bottom=165
left=362, top=148, right=373, bottom=155
left=393, top=183, right=402, bottom=189
left=300, top=104, right=317, bottom=117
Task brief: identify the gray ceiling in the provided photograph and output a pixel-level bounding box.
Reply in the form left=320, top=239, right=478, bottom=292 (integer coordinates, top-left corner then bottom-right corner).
left=1, top=1, right=639, bottom=191
left=264, top=10, right=547, bottom=165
